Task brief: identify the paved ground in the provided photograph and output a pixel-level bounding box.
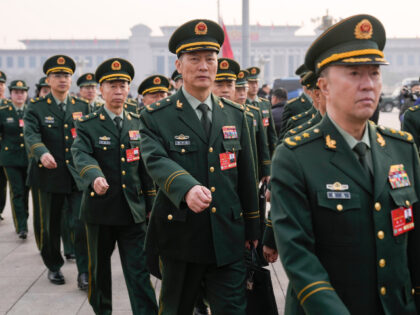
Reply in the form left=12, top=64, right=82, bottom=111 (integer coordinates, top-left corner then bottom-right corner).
left=0, top=109, right=400, bottom=315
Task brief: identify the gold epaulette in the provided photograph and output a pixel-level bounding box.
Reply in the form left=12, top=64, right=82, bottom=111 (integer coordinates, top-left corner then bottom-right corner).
left=144, top=96, right=173, bottom=112
left=408, top=105, right=420, bottom=112
left=221, top=97, right=245, bottom=111
left=247, top=104, right=261, bottom=112
left=245, top=107, right=254, bottom=118
left=78, top=112, right=98, bottom=123
left=291, top=109, right=311, bottom=121
left=30, top=96, right=45, bottom=103
left=283, top=125, right=323, bottom=149
left=0, top=105, right=9, bottom=110
left=72, top=96, right=89, bottom=104
left=286, top=97, right=298, bottom=104
left=128, top=111, right=140, bottom=119
left=377, top=125, right=414, bottom=143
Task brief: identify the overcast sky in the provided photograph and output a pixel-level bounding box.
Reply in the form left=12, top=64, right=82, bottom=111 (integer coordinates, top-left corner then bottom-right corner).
left=2, top=0, right=419, bottom=48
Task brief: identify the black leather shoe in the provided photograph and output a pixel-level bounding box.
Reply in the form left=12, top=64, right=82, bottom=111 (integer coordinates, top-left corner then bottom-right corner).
left=65, top=254, right=76, bottom=261
left=18, top=231, right=27, bottom=239
left=77, top=273, right=89, bottom=291
left=48, top=270, right=65, bottom=285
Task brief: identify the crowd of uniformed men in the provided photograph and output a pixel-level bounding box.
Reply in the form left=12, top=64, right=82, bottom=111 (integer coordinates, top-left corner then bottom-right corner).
left=0, top=13, right=419, bottom=315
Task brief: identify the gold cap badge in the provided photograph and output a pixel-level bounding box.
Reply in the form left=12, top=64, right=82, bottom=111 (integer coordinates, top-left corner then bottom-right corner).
left=354, top=19, right=373, bottom=39
left=111, top=60, right=121, bottom=71
left=220, top=60, right=229, bottom=70
left=153, top=77, right=161, bottom=85
left=194, top=22, right=208, bottom=35
left=16, top=81, right=23, bottom=87
left=250, top=68, right=257, bottom=75
left=86, top=74, right=93, bottom=80
left=238, top=72, right=244, bottom=79
left=57, top=57, right=65, bottom=65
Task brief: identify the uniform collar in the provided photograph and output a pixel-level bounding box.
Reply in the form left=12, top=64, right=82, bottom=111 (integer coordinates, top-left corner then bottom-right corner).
left=327, top=113, right=370, bottom=150
left=182, top=86, right=212, bottom=112
left=103, top=105, right=124, bottom=121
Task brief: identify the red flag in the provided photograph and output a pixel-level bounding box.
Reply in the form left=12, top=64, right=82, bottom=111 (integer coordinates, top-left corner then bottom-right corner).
left=221, top=21, right=234, bottom=59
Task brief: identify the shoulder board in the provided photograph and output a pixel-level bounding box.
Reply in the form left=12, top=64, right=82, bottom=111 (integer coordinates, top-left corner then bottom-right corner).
left=78, top=112, right=98, bottom=123
left=0, top=105, right=9, bottom=110
left=291, top=109, right=311, bottom=121
left=377, top=125, right=414, bottom=143
left=260, top=97, right=269, bottom=102
left=95, top=102, right=104, bottom=107
left=128, top=111, right=140, bottom=119
left=144, top=96, right=173, bottom=112
left=30, top=96, right=46, bottom=104
left=245, top=109, right=254, bottom=118
left=73, top=96, right=89, bottom=104
left=283, top=125, right=323, bottom=149
left=408, top=105, right=420, bottom=112
left=247, top=104, right=261, bottom=112
left=125, top=100, right=137, bottom=106
left=221, top=97, right=245, bottom=111
left=286, top=119, right=314, bottom=136
left=1, top=99, right=11, bottom=105
left=286, top=97, right=298, bottom=104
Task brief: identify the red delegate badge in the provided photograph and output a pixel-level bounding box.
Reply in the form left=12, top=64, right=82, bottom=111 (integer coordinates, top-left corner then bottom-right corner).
left=126, top=147, right=140, bottom=162
left=219, top=152, right=237, bottom=170
left=19, top=119, right=24, bottom=127
left=262, top=117, right=269, bottom=127
left=391, top=206, right=414, bottom=236
left=71, top=128, right=77, bottom=139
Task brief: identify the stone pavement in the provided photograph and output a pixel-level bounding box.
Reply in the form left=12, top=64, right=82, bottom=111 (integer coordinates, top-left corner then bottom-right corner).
left=0, top=198, right=288, bottom=315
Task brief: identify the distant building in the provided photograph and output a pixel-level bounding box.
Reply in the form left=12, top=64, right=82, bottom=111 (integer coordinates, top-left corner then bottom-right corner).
left=0, top=19, right=419, bottom=95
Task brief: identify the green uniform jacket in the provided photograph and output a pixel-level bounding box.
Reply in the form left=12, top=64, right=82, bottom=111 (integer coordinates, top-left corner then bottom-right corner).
left=24, top=93, right=89, bottom=193
left=278, top=106, right=317, bottom=143
left=279, top=93, right=312, bottom=136
left=124, top=99, right=139, bottom=114
left=245, top=104, right=271, bottom=179
left=140, top=90, right=260, bottom=266
left=264, top=112, right=323, bottom=249
left=71, top=107, right=155, bottom=225
left=402, top=104, right=420, bottom=149
left=271, top=115, right=420, bottom=314
left=247, top=97, right=278, bottom=156
left=0, top=102, right=27, bottom=167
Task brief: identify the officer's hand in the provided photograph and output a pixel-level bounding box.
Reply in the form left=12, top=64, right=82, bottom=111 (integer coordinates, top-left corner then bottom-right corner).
left=263, top=245, right=278, bottom=263
left=245, top=240, right=258, bottom=250
left=265, top=189, right=271, bottom=202
left=185, top=185, right=212, bottom=213
left=40, top=153, right=57, bottom=169
left=93, top=177, right=109, bottom=195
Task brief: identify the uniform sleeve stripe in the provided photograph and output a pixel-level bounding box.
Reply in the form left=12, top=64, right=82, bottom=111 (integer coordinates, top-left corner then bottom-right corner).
left=300, top=287, right=335, bottom=305
left=30, top=143, right=46, bottom=153
left=247, top=211, right=260, bottom=215
left=297, top=281, right=331, bottom=300
left=164, top=170, right=185, bottom=192
left=262, top=160, right=271, bottom=165
left=245, top=215, right=260, bottom=219
left=166, top=171, right=189, bottom=192
left=79, top=165, right=102, bottom=177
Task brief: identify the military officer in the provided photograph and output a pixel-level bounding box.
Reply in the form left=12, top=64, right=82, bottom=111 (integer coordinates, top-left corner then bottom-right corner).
left=212, top=58, right=239, bottom=101
left=139, top=19, right=259, bottom=315
left=138, top=74, right=170, bottom=106
left=0, top=71, right=8, bottom=221
left=278, top=64, right=313, bottom=135
left=35, top=77, right=50, bottom=97
left=263, top=71, right=326, bottom=262
left=71, top=58, right=158, bottom=315
left=271, top=14, right=420, bottom=314
left=0, top=80, right=29, bottom=239
left=77, top=73, right=103, bottom=113
left=403, top=103, right=420, bottom=149
left=24, top=55, right=89, bottom=289
left=171, top=69, right=183, bottom=90
left=246, top=66, right=278, bottom=155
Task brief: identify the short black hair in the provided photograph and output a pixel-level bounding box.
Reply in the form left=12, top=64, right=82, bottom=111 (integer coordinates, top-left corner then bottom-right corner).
left=272, top=88, right=287, bottom=100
